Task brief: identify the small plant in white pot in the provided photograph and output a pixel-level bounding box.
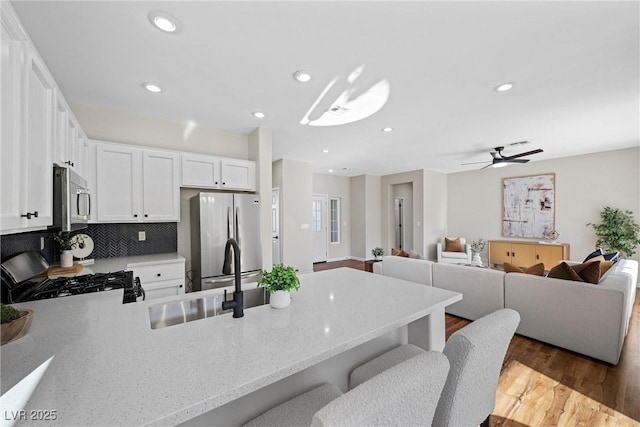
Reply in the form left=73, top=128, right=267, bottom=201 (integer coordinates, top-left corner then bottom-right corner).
left=258, top=264, right=300, bottom=309
left=371, top=247, right=384, bottom=260
left=53, top=232, right=82, bottom=268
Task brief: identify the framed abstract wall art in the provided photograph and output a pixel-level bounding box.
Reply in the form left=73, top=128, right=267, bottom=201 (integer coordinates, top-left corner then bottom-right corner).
left=502, top=173, right=555, bottom=238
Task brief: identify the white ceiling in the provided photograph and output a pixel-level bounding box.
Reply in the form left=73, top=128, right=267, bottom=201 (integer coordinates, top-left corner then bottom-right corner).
left=11, top=1, right=640, bottom=176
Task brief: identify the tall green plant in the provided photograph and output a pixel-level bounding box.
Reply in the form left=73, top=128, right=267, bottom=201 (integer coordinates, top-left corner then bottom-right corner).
left=587, top=207, right=640, bottom=258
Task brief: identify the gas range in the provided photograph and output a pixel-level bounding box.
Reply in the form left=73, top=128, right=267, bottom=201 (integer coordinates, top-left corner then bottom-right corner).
left=1, top=270, right=145, bottom=304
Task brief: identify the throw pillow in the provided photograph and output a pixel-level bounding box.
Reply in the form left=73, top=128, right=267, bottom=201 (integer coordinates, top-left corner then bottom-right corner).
left=408, top=249, right=423, bottom=259
left=604, top=252, right=620, bottom=263
left=600, top=260, right=614, bottom=277
left=503, top=262, right=545, bottom=276
left=391, top=247, right=409, bottom=257
left=571, top=260, right=602, bottom=284
left=444, top=237, right=462, bottom=252
left=548, top=262, right=584, bottom=282
left=583, top=248, right=604, bottom=263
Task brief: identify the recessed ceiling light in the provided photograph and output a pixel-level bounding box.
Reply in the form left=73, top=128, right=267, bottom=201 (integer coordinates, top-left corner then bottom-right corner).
left=382, top=127, right=393, bottom=132
left=252, top=111, right=266, bottom=119
left=322, top=149, right=329, bottom=153
left=142, top=83, right=162, bottom=93
left=494, top=82, right=515, bottom=92
left=149, top=11, right=179, bottom=33
left=328, top=169, right=334, bottom=173
left=293, top=70, right=312, bottom=83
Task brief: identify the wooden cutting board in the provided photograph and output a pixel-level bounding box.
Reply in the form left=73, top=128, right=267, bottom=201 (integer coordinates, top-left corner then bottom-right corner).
left=47, top=263, right=83, bottom=276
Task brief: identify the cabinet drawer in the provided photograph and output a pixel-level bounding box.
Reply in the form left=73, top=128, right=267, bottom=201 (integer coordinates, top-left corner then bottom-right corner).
left=144, top=279, right=185, bottom=300
left=130, top=263, right=183, bottom=284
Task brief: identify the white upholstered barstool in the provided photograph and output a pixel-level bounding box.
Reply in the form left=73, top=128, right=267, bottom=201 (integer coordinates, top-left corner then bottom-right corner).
left=243, top=351, right=450, bottom=427
left=349, top=309, right=521, bottom=427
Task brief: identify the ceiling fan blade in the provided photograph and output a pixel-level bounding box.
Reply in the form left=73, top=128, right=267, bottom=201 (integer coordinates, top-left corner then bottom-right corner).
left=503, top=148, right=543, bottom=160
left=480, top=163, right=494, bottom=170
left=461, top=160, right=491, bottom=166
left=506, top=159, right=530, bottom=163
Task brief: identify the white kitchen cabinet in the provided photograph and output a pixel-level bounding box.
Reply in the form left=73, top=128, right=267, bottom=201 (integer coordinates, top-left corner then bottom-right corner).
left=142, top=150, right=180, bottom=221
left=96, top=143, right=179, bottom=222
left=220, top=159, right=256, bottom=191
left=180, top=153, right=220, bottom=188
left=128, top=259, right=185, bottom=300
left=0, top=34, right=55, bottom=233
left=1, top=11, right=26, bottom=231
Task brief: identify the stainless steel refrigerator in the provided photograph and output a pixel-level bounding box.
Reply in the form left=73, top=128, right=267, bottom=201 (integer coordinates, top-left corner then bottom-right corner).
left=190, top=192, right=262, bottom=291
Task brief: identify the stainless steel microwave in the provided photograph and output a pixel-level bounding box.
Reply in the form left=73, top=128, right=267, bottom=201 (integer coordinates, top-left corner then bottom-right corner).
left=52, top=165, right=91, bottom=232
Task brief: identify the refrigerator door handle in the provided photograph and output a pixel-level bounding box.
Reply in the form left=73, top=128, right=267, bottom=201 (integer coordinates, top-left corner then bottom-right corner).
left=227, top=206, right=233, bottom=240
left=235, top=206, right=241, bottom=245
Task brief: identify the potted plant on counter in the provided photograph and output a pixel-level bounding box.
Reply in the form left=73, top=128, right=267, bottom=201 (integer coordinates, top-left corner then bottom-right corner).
left=53, top=232, right=82, bottom=268
left=258, top=264, right=301, bottom=309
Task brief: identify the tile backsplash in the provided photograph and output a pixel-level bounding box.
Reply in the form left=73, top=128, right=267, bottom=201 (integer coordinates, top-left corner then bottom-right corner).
left=1, top=223, right=177, bottom=264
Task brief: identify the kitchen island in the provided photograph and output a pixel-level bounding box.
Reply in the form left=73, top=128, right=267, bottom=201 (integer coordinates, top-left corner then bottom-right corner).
left=1, top=268, right=461, bottom=426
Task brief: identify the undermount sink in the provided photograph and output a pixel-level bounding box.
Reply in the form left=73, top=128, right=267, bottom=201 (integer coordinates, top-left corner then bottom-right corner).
left=149, top=287, right=269, bottom=329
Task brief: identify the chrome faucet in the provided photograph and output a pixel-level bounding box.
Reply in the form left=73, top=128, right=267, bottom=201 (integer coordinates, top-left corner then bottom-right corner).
left=221, top=238, right=244, bottom=318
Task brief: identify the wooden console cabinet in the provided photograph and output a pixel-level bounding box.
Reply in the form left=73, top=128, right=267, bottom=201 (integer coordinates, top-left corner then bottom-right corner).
left=488, top=240, right=570, bottom=270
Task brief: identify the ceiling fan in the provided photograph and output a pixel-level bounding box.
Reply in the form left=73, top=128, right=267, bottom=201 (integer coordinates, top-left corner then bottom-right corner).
left=461, top=144, right=543, bottom=169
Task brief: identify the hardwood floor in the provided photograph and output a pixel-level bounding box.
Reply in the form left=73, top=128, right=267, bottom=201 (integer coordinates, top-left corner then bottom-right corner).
left=317, top=260, right=640, bottom=426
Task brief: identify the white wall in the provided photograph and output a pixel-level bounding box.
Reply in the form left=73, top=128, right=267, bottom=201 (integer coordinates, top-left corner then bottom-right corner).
left=249, top=128, right=273, bottom=270
left=273, top=159, right=313, bottom=274
left=423, top=170, right=448, bottom=260
left=447, top=147, right=640, bottom=265
left=313, top=174, right=351, bottom=261
left=350, top=175, right=381, bottom=260
left=71, top=103, right=249, bottom=158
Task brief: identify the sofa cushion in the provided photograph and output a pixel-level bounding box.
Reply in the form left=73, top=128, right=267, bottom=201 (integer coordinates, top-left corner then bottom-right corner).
left=391, top=248, right=409, bottom=257
left=583, top=248, right=604, bottom=263
left=444, top=238, right=462, bottom=252
left=503, top=262, right=545, bottom=276
left=549, top=261, right=601, bottom=284
left=604, top=252, right=620, bottom=263
left=572, top=261, right=602, bottom=284
left=548, top=262, right=584, bottom=282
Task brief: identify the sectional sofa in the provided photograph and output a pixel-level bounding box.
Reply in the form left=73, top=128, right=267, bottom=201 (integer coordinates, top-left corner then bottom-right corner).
left=373, top=255, right=638, bottom=364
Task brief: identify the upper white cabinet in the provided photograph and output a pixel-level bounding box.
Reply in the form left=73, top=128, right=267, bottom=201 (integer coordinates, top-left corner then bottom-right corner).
left=96, top=143, right=179, bottom=222
left=220, top=159, right=256, bottom=191
left=142, top=150, right=180, bottom=221
left=180, top=154, right=255, bottom=191
left=181, top=154, right=220, bottom=188
left=1, top=6, right=55, bottom=233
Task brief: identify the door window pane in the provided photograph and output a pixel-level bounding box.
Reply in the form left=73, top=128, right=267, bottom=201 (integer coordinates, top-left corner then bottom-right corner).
left=330, top=198, right=340, bottom=243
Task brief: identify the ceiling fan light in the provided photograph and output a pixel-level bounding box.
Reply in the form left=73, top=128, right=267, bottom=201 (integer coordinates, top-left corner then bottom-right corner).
left=494, top=82, right=515, bottom=92
left=492, top=162, right=509, bottom=168
left=149, top=11, right=180, bottom=33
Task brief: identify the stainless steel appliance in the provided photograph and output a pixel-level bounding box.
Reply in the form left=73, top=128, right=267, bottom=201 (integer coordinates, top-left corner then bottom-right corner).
left=1, top=252, right=144, bottom=304
left=190, top=192, right=261, bottom=291
left=52, top=164, right=91, bottom=232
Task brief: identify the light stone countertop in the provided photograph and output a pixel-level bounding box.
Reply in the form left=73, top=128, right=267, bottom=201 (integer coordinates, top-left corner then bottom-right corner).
left=0, top=267, right=461, bottom=426
left=57, top=253, right=186, bottom=277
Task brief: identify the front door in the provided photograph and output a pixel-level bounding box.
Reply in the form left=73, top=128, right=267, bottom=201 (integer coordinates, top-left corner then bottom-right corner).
left=312, top=195, right=328, bottom=263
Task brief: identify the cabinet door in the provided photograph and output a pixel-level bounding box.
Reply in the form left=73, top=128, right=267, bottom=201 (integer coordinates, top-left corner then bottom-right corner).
left=142, top=150, right=179, bottom=221
left=535, top=245, right=565, bottom=270
left=22, top=50, right=54, bottom=228
left=0, top=20, right=25, bottom=231
left=97, top=144, right=141, bottom=221
left=53, top=94, right=69, bottom=167
left=510, top=243, right=536, bottom=267
left=220, top=159, right=256, bottom=191
left=68, top=119, right=79, bottom=170
left=489, top=241, right=512, bottom=266
left=181, top=154, right=220, bottom=188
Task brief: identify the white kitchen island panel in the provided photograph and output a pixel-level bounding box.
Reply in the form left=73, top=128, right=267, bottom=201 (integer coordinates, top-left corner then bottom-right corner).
left=0, top=268, right=461, bottom=426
